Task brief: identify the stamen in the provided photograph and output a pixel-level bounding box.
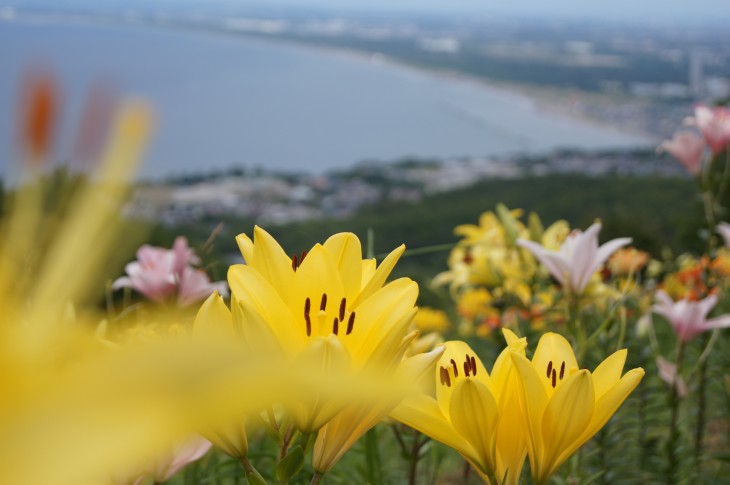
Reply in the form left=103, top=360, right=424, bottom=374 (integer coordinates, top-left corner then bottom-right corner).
left=320, top=293, right=328, bottom=312
left=551, top=369, right=557, bottom=388
left=300, top=250, right=308, bottom=264
left=339, top=297, right=346, bottom=321
left=559, top=361, right=565, bottom=379
left=291, top=254, right=298, bottom=271
left=463, top=360, right=471, bottom=377
left=547, top=361, right=553, bottom=378
left=346, top=312, right=355, bottom=335
left=304, top=297, right=312, bottom=337
left=470, top=356, right=477, bottom=375
left=439, top=367, right=451, bottom=387
left=333, top=317, right=339, bottom=335
left=450, top=359, right=458, bottom=377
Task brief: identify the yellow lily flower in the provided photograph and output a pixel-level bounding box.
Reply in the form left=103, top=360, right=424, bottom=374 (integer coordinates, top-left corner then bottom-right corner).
left=390, top=330, right=528, bottom=484
left=510, top=333, right=645, bottom=484
left=229, top=227, right=439, bottom=433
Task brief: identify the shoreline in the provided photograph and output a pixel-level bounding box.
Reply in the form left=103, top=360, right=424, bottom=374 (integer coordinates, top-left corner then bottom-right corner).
left=4, top=11, right=655, bottom=146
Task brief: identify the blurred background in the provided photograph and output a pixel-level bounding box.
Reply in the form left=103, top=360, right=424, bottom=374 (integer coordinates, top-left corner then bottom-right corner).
left=1, top=0, right=729, bottom=284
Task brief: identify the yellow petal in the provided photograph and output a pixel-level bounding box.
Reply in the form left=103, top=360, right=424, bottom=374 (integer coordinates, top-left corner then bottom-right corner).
left=348, top=278, right=418, bottom=362
left=510, top=352, right=548, bottom=473
left=193, top=291, right=232, bottom=335
left=361, top=259, right=376, bottom=287
left=291, top=244, right=345, bottom=337
left=322, top=233, right=363, bottom=301
left=313, top=347, right=444, bottom=473
left=591, top=349, right=626, bottom=400
left=352, top=244, right=405, bottom=307
left=436, top=341, right=492, bottom=418
left=557, top=367, right=644, bottom=467
left=449, top=379, right=499, bottom=474
left=228, top=264, right=301, bottom=354
left=289, top=335, right=351, bottom=432
left=531, top=333, right=578, bottom=395
left=249, top=226, right=294, bottom=292
left=495, top=390, right=528, bottom=485
left=491, top=332, right=526, bottom=398
left=235, top=232, right=255, bottom=264
left=538, top=370, right=594, bottom=483
left=390, top=394, right=480, bottom=464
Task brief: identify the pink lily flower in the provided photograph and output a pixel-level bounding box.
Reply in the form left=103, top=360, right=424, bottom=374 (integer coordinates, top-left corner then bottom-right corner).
left=686, top=105, right=730, bottom=155
left=113, top=237, right=228, bottom=307
left=112, top=245, right=177, bottom=302
left=177, top=266, right=229, bottom=307
left=658, top=131, right=705, bottom=175
left=517, top=222, right=631, bottom=294
left=653, top=290, right=730, bottom=342
left=716, top=222, right=730, bottom=249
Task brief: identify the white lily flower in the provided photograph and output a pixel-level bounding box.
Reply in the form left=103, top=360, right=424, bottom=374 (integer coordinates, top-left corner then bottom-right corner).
left=517, top=222, right=631, bottom=294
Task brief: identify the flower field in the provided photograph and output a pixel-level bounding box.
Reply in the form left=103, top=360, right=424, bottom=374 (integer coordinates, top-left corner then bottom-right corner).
left=2, top=72, right=730, bottom=485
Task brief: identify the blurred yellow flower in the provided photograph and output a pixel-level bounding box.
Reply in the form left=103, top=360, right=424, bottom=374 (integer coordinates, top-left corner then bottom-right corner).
left=229, top=227, right=444, bottom=473
left=412, top=307, right=450, bottom=333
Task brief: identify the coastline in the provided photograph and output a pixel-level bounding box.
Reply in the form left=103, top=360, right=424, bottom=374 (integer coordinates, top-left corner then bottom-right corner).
left=3, top=12, right=655, bottom=146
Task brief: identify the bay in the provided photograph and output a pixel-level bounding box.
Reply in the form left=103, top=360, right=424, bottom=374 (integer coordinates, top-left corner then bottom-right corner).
left=0, top=19, right=649, bottom=179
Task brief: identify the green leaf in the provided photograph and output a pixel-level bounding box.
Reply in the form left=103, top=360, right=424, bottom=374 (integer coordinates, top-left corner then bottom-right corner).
left=276, top=446, right=305, bottom=482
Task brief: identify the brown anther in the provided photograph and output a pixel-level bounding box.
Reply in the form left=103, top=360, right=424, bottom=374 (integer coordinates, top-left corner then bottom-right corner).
left=463, top=250, right=474, bottom=265
left=463, top=360, right=471, bottom=377
left=450, top=359, right=459, bottom=377
left=559, top=361, right=565, bottom=380
left=304, top=297, right=312, bottom=336
left=320, top=293, right=328, bottom=312
left=333, top=317, right=339, bottom=335
left=346, top=312, right=355, bottom=335
left=439, top=367, right=451, bottom=387
left=551, top=369, right=557, bottom=388
left=291, top=253, right=299, bottom=271
left=547, top=361, right=553, bottom=378
left=339, top=297, right=346, bottom=321
left=300, top=250, right=308, bottom=264
left=470, top=356, right=477, bottom=375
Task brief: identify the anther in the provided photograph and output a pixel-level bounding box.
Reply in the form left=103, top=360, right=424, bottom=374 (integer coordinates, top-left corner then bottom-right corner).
left=346, top=312, right=355, bottom=335
left=450, top=359, right=458, bottom=377
left=300, top=250, right=308, bottom=264
left=320, top=293, right=328, bottom=312
left=463, top=360, right=471, bottom=377
left=339, top=298, right=346, bottom=321
left=547, top=361, right=553, bottom=378
left=333, top=317, right=339, bottom=335
left=304, top=297, right=312, bottom=337
left=439, top=367, right=451, bottom=387
left=291, top=254, right=298, bottom=271
left=470, top=356, right=477, bottom=375
left=559, top=361, right=565, bottom=380
left=551, top=369, right=557, bottom=388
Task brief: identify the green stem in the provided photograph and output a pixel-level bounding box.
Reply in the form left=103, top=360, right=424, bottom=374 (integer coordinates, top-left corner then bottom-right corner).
left=408, top=429, right=422, bottom=485
left=240, top=456, right=267, bottom=485
left=666, top=342, right=686, bottom=483
left=694, top=334, right=710, bottom=479
left=310, top=471, right=324, bottom=485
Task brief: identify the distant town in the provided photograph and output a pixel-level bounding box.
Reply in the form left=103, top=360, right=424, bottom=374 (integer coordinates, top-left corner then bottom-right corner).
left=127, top=148, right=687, bottom=226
